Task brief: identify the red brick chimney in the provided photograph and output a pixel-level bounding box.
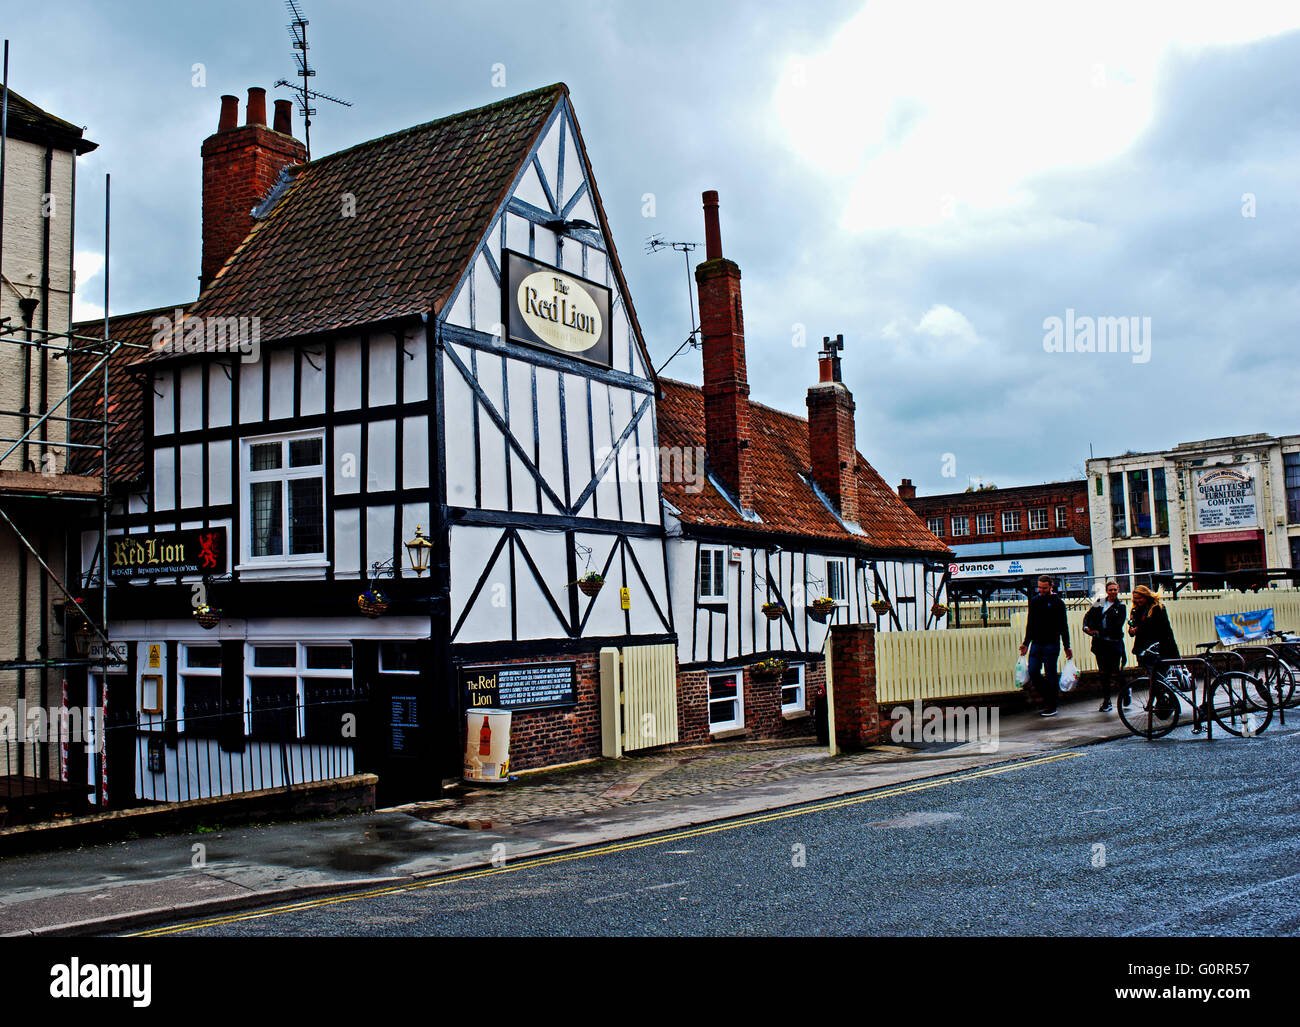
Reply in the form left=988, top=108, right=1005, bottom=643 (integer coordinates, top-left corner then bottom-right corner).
left=694, top=190, right=753, bottom=511
left=807, top=336, right=859, bottom=523
left=898, top=478, right=916, bottom=500
left=200, top=87, right=307, bottom=290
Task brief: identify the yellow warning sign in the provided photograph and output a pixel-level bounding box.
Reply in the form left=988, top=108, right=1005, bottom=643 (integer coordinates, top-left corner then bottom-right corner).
left=620, top=587, right=630, bottom=610
left=147, top=644, right=161, bottom=668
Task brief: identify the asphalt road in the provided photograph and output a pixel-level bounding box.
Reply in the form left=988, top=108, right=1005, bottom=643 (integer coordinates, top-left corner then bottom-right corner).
left=127, top=723, right=1300, bottom=937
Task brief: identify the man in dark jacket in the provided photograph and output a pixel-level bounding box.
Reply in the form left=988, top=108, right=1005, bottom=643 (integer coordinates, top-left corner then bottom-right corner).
left=1083, top=580, right=1128, bottom=712
left=1019, top=575, right=1072, bottom=717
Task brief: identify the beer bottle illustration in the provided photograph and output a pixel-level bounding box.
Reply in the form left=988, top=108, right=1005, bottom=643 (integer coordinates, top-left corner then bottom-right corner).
left=478, top=715, right=492, bottom=757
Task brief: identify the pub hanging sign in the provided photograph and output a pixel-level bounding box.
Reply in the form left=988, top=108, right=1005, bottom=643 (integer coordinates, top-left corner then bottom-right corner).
left=503, top=250, right=612, bottom=367
left=108, top=527, right=227, bottom=579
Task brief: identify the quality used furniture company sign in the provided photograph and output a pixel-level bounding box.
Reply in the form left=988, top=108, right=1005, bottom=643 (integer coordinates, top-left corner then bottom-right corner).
left=1194, top=466, right=1258, bottom=531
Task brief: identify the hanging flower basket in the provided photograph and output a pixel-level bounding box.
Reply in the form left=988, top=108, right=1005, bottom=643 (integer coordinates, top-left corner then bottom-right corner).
left=194, top=603, right=222, bottom=629
left=752, top=657, right=788, bottom=679
left=871, top=599, right=893, bottom=616
left=577, top=572, right=605, bottom=597
left=358, top=589, right=389, bottom=618
left=808, top=597, right=837, bottom=623
left=762, top=601, right=786, bottom=621
left=931, top=603, right=949, bottom=619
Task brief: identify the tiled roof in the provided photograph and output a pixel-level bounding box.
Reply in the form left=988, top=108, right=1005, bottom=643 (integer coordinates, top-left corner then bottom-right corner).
left=181, top=83, right=568, bottom=346
left=70, top=306, right=188, bottom=483
left=656, top=378, right=951, bottom=556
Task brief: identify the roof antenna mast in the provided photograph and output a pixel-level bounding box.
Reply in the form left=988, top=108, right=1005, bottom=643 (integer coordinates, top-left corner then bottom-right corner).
left=646, top=236, right=700, bottom=375
left=275, top=0, right=352, bottom=160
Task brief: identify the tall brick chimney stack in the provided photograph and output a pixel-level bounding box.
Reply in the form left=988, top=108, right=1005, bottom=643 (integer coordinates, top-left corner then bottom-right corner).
left=694, top=190, right=753, bottom=511
left=200, top=87, right=307, bottom=290
left=898, top=478, right=916, bottom=500
left=807, top=335, right=859, bottom=524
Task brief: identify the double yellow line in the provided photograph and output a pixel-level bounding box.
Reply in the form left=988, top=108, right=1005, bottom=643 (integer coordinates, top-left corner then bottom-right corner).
left=129, top=751, right=1079, bottom=937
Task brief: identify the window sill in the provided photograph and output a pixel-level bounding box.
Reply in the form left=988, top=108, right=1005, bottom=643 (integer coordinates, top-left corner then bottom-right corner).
left=697, top=597, right=728, bottom=606
left=782, top=709, right=810, bottom=721
left=236, top=561, right=330, bottom=581
left=709, top=727, right=747, bottom=740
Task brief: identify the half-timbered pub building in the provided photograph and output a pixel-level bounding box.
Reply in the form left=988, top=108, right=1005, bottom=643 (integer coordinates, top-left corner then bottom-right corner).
left=72, top=84, right=949, bottom=806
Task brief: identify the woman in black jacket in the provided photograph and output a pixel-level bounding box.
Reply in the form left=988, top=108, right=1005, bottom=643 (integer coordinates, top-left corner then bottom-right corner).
left=1083, top=580, right=1128, bottom=711
left=1128, top=585, right=1179, bottom=669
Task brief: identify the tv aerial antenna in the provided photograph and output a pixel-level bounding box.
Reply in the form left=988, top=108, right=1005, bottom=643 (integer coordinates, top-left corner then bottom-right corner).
left=646, top=236, right=701, bottom=375
left=275, top=0, right=351, bottom=160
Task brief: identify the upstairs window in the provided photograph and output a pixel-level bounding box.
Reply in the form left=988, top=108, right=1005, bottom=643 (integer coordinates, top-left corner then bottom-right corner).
left=976, top=513, right=995, bottom=534
left=926, top=516, right=943, bottom=537
left=1002, top=511, right=1021, bottom=533
left=951, top=516, right=969, bottom=537
left=698, top=545, right=727, bottom=602
left=1028, top=508, right=1048, bottom=531
left=1056, top=506, right=1069, bottom=529
left=243, top=432, right=325, bottom=562
left=825, top=558, right=849, bottom=604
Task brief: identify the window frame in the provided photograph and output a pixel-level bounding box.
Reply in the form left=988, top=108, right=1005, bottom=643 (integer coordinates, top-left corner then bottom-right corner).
left=697, top=544, right=728, bottom=604
left=926, top=516, right=943, bottom=537
left=951, top=515, right=969, bottom=537
left=1002, top=510, right=1021, bottom=533
left=975, top=512, right=995, bottom=535
left=244, top=641, right=352, bottom=739
left=1028, top=508, right=1049, bottom=531
left=179, top=643, right=223, bottom=736
left=1055, top=505, right=1069, bottom=529
left=1284, top=452, right=1300, bottom=524
left=239, top=429, right=327, bottom=568
left=780, top=664, right=805, bottom=714
left=825, top=557, right=849, bottom=605
left=707, top=671, right=744, bottom=732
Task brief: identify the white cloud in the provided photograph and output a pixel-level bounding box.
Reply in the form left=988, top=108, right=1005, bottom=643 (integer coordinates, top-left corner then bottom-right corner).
left=773, top=0, right=1300, bottom=231
left=72, top=250, right=105, bottom=323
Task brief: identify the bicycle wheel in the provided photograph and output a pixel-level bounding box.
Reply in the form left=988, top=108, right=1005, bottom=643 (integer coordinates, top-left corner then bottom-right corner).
left=1246, top=658, right=1295, bottom=711
left=1209, top=672, right=1273, bottom=736
left=1119, top=679, right=1181, bottom=738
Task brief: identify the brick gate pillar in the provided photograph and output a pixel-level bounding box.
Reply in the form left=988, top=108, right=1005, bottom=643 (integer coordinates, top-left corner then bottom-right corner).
left=827, top=623, right=882, bottom=751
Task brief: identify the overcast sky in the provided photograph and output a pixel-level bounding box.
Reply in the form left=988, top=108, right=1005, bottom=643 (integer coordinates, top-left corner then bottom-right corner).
left=8, top=1, right=1300, bottom=495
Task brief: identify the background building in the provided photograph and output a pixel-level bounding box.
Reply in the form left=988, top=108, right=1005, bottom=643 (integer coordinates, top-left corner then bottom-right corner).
left=1086, top=433, right=1300, bottom=591
left=900, top=479, right=1092, bottom=595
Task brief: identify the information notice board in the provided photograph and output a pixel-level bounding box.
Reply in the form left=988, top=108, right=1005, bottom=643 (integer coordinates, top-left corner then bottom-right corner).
left=461, top=662, right=577, bottom=711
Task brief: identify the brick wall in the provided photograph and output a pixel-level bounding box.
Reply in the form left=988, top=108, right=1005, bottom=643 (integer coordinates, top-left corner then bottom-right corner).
left=675, top=659, right=822, bottom=745
left=461, top=652, right=602, bottom=771
left=827, top=623, right=882, bottom=750
left=807, top=382, right=858, bottom=522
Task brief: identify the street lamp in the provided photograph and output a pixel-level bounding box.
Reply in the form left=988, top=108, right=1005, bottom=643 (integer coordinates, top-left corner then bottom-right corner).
left=405, top=526, right=433, bottom=577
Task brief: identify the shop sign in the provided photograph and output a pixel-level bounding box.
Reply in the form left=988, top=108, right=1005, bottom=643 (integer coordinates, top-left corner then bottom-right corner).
left=504, top=251, right=612, bottom=367
left=108, top=527, right=227, bottom=579
left=950, top=554, right=1086, bottom=578
left=461, top=662, right=577, bottom=711
left=1194, top=466, right=1257, bottom=531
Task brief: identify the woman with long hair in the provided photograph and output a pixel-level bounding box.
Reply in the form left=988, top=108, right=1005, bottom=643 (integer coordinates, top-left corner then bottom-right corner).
left=1128, top=584, right=1179, bottom=669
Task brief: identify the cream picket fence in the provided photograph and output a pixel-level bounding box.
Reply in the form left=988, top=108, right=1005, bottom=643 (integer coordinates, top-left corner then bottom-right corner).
left=875, top=594, right=1300, bottom=704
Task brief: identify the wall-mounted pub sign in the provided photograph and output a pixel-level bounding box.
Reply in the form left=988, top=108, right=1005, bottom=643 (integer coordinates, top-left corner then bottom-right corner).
left=504, top=250, right=612, bottom=367
left=460, top=662, right=578, bottom=711
left=108, top=527, right=227, bottom=579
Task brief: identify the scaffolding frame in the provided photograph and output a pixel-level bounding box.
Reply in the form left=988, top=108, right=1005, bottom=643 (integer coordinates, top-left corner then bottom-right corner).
left=0, top=50, right=153, bottom=790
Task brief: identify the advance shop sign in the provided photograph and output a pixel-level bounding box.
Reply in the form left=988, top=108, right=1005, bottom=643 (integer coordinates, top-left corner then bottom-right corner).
left=1194, top=465, right=1258, bottom=531
left=504, top=250, right=612, bottom=367
left=950, top=555, right=1086, bottom=579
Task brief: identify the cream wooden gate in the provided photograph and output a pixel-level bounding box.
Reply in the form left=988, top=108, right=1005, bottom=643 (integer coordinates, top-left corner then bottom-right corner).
left=599, top=643, right=679, bottom=757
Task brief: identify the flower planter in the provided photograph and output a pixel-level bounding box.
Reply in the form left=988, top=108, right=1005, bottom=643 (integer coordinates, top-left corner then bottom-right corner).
left=808, top=599, right=837, bottom=623
left=870, top=600, right=892, bottom=617
left=752, top=660, right=788, bottom=680
left=762, top=605, right=785, bottom=621
left=194, top=605, right=222, bottom=629
left=578, top=578, right=604, bottom=598
left=931, top=604, right=948, bottom=619
left=358, top=592, right=389, bottom=618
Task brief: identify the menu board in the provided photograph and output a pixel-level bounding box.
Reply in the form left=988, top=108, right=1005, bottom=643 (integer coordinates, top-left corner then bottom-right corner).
left=461, top=663, right=577, bottom=711
left=390, top=696, right=419, bottom=754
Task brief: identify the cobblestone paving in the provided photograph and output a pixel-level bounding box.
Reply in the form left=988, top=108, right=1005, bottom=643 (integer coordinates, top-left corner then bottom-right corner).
left=395, top=739, right=964, bottom=829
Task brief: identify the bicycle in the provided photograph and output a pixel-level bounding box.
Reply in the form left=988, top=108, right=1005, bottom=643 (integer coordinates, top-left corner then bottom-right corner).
left=1118, top=643, right=1272, bottom=739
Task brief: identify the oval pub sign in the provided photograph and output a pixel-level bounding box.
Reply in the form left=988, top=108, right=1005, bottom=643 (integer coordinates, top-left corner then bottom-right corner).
left=505, top=250, right=612, bottom=367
